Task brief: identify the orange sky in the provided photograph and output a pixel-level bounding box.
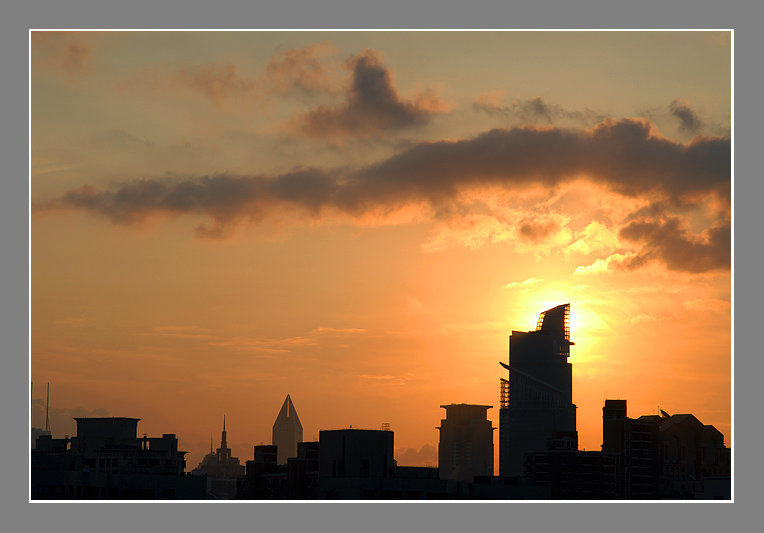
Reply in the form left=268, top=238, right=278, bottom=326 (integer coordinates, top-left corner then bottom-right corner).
left=31, top=31, right=731, bottom=471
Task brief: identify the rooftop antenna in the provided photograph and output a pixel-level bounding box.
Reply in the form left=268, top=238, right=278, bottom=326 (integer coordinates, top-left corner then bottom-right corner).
left=45, top=382, right=50, bottom=433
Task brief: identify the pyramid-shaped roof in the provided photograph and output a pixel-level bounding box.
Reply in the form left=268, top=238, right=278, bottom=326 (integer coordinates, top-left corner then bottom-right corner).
left=273, top=394, right=303, bottom=431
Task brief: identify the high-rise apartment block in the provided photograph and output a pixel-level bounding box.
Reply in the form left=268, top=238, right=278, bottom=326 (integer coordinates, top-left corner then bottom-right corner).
left=437, top=404, right=494, bottom=482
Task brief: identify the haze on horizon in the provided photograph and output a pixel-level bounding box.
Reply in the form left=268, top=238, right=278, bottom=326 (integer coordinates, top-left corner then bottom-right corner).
left=30, top=31, right=732, bottom=471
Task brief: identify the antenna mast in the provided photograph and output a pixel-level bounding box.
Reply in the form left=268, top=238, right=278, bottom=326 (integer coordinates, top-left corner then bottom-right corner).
left=45, top=383, right=50, bottom=432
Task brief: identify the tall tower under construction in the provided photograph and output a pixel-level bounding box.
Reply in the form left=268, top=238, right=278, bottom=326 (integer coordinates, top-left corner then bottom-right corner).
left=499, top=303, right=577, bottom=477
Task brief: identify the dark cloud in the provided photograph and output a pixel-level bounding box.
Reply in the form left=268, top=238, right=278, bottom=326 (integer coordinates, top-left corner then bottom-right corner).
left=639, top=99, right=729, bottom=138
left=618, top=217, right=730, bottom=273
left=336, top=118, right=730, bottom=210
left=35, top=118, right=730, bottom=245
left=519, top=218, right=561, bottom=243
left=474, top=95, right=607, bottom=127
left=291, top=49, right=450, bottom=139
left=669, top=99, right=702, bottom=134
left=38, top=169, right=338, bottom=238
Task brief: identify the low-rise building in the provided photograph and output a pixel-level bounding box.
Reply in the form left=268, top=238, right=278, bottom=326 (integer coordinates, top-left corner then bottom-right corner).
left=31, top=417, right=205, bottom=500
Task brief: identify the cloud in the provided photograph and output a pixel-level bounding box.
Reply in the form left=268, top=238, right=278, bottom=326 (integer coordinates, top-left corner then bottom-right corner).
left=395, top=443, right=438, bottom=467
left=504, top=278, right=543, bottom=289
left=682, top=299, right=731, bottom=313
left=334, top=118, right=730, bottom=211
left=175, top=63, right=260, bottom=110
left=313, top=327, right=368, bottom=334
left=288, top=48, right=451, bottom=139
left=574, top=252, right=643, bottom=275
left=629, top=314, right=668, bottom=325
left=32, top=402, right=111, bottom=437
left=669, top=99, right=702, bottom=134
left=518, top=216, right=563, bottom=243
left=140, top=43, right=341, bottom=110
left=35, top=118, right=730, bottom=258
left=565, top=221, right=620, bottom=256
left=473, top=93, right=607, bottom=127
left=265, top=41, right=340, bottom=94
left=618, top=217, right=730, bottom=273
left=640, top=99, right=729, bottom=139
left=32, top=31, right=91, bottom=76
left=404, top=297, right=428, bottom=316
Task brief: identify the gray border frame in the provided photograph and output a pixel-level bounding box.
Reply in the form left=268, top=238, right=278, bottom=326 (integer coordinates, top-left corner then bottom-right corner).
left=9, top=1, right=757, bottom=532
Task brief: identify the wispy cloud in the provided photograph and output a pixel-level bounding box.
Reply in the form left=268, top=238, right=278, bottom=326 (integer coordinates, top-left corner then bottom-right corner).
left=473, top=92, right=607, bottom=127
left=682, top=299, right=731, bottom=313
left=503, top=278, right=543, bottom=289
left=574, top=252, right=643, bottom=275
left=629, top=314, right=669, bottom=325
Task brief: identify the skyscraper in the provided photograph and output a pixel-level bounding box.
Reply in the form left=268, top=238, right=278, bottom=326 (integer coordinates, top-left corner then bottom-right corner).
left=272, top=394, right=303, bottom=465
left=437, top=404, right=494, bottom=482
left=499, top=304, right=577, bottom=478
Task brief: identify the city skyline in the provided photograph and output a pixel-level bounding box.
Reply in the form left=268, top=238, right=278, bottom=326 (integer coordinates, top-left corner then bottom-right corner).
left=31, top=30, right=731, bottom=473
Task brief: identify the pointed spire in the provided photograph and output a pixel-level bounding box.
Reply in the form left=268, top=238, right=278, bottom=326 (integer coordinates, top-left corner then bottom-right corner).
left=210, top=432, right=213, bottom=455
left=221, top=414, right=227, bottom=449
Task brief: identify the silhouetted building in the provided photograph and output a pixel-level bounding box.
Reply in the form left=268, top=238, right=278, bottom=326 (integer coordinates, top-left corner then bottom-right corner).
left=272, top=394, right=303, bottom=465
left=31, top=427, right=52, bottom=450
left=240, top=440, right=320, bottom=499
left=525, top=448, right=619, bottom=499
left=287, top=441, right=320, bottom=499
left=659, top=411, right=731, bottom=499
left=438, top=404, right=494, bottom=482
left=191, top=416, right=245, bottom=499
left=499, top=304, right=578, bottom=477
left=238, top=426, right=549, bottom=500
left=31, top=417, right=204, bottom=500
left=242, top=444, right=288, bottom=499
left=316, top=428, right=547, bottom=500
left=319, top=428, right=394, bottom=499
left=602, top=399, right=662, bottom=498
left=600, top=399, right=731, bottom=499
